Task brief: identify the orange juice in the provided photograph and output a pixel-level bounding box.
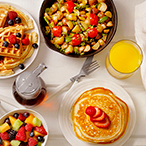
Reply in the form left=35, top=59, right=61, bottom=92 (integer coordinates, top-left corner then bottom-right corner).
left=109, top=41, right=142, bottom=73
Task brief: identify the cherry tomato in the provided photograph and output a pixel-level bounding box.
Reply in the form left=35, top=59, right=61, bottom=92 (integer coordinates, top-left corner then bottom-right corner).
left=67, top=1, right=75, bottom=13
left=88, top=27, right=98, bottom=38
left=90, top=13, right=98, bottom=26
left=72, top=34, right=81, bottom=46
left=52, top=26, right=62, bottom=37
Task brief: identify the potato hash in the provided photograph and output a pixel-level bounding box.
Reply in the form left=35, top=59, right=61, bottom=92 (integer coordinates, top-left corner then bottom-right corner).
left=44, top=0, right=113, bottom=56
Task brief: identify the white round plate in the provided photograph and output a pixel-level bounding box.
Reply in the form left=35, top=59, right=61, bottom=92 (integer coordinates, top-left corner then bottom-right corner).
left=0, top=108, right=49, bottom=145
left=0, top=2, right=40, bottom=79
left=59, top=79, right=136, bottom=146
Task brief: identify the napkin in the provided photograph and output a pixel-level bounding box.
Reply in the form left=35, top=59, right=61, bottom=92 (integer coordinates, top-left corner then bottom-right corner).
left=135, top=1, right=146, bottom=90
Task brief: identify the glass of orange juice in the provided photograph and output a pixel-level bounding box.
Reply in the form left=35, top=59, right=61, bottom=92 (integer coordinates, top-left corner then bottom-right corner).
left=105, top=40, right=143, bottom=79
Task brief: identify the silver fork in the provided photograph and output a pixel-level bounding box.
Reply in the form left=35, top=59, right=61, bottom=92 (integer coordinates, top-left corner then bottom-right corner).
left=46, top=59, right=100, bottom=101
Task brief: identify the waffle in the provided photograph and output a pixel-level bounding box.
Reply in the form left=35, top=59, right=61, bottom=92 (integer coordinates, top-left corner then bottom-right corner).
left=0, top=26, right=24, bottom=58
left=0, top=31, right=38, bottom=76
left=0, top=5, right=9, bottom=27
left=71, top=87, right=129, bottom=144
left=0, top=3, right=34, bottom=31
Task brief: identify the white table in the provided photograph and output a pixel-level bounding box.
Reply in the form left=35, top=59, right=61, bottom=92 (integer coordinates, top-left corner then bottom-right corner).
left=0, top=0, right=146, bottom=145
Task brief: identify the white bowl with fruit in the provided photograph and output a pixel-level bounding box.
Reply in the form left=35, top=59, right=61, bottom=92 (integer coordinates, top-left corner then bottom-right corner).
left=0, top=108, right=48, bottom=146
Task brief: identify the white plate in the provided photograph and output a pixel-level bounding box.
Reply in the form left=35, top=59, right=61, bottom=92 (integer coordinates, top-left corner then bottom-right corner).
left=0, top=108, right=49, bottom=146
left=0, top=2, right=40, bottom=79
left=59, top=79, right=136, bottom=146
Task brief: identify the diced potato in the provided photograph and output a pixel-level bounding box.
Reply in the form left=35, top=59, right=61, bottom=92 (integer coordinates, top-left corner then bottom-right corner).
left=98, top=39, right=105, bottom=46
left=97, top=24, right=104, bottom=33
left=72, top=25, right=81, bottom=33
left=55, top=36, right=64, bottom=45
left=85, top=8, right=91, bottom=13
left=98, top=2, right=107, bottom=12
left=101, top=23, right=107, bottom=29
left=61, top=42, right=69, bottom=50
left=92, top=42, right=100, bottom=50
left=57, top=11, right=63, bottom=20
left=44, top=13, right=51, bottom=20
left=105, top=11, right=112, bottom=18
left=62, top=26, right=69, bottom=34
left=80, top=21, right=88, bottom=30
left=65, top=45, right=74, bottom=54
left=52, top=13, right=58, bottom=24
left=107, top=21, right=113, bottom=27
left=73, top=10, right=80, bottom=16
left=98, top=0, right=105, bottom=3
left=79, top=16, right=86, bottom=21
left=89, top=0, right=97, bottom=6
left=66, top=21, right=74, bottom=29
left=102, top=34, right=107, bottom=42
left=103, top=29, right=110, bottom=34
left=84, top=18, right=90, bottom=25
left=60, top=6, right=67, bottom=12
left=79, top=46, right=85, bottom=54
left=67, top=13, right=77, bottom=21
left=80, top=34, right=85, bottom=41
left=84, top=45, right=91, bottom=52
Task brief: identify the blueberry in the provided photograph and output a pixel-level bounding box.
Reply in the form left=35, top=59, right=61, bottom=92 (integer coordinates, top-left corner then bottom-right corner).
left=29, top=131, right=34, bottom=137
left=4, top=118, right=11, bottom=125
left=8, top=19, right=14, bottom=25
left=14, top=43, right=20, bottom=49
left=15, top=17, right=21, bottom=24
left=23, top=112, right=29, bottom=118
left=16, top=32, right=21, bottom=38
left=18, top=63, right=25, bottom=70
left=32, top=43, right=38, bottom=49
left=37, top=136, right=45, bottom=142
left=13, top=113, right=19, bottom=119
left=0, top=138, right=2, bottom=144
left=3, top=41, right=9, bottom=47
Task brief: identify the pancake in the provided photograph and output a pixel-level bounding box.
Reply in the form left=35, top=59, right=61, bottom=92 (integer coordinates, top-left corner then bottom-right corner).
left=70, top=87, right=129, bottom=144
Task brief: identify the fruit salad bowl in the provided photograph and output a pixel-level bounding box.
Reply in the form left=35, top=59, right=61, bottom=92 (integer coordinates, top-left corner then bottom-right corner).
left=0, top=108, right=49, bottom=146
left=39, top=0, right=118, bottom=58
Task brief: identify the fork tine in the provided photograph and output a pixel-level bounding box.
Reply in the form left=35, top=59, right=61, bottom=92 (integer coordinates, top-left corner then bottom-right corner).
left=85, top=60, right=100, bottom=74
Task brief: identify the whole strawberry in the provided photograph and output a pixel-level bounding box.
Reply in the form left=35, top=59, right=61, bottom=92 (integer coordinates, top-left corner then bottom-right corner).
left=8, top=35, right=17, bottom=44
left=22, top=37, right=30, bottom=45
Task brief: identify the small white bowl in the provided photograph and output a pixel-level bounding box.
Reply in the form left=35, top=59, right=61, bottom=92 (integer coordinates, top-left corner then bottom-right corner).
left=0, top=108, right=49, bottom=146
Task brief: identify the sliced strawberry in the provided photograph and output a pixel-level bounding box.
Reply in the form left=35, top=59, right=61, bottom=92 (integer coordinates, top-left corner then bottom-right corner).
left=85, top=106, right=96, bottom=117
left=18, top=113, right=26, bottom=121
left=93, top=107, right=102, bottom=118
left=94, top=116, right=110, bottom=128
left=8, top=11, right=18, bottom=20
left=25, top=123, right=33, bottom=132
left=34, top=125, right=47, bottom=135
left=1, top=132, right=9, bottom=140
left=28, top=137, right=37, bottom=146
left=90, top=111, right=105, bottom=122
left=8, top=35, right=17, bottom=44
left=15, top=126, right=26, bottom=141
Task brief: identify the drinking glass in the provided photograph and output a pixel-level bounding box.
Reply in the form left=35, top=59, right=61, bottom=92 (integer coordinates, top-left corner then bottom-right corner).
left=105, top=40, right=143, bottom=79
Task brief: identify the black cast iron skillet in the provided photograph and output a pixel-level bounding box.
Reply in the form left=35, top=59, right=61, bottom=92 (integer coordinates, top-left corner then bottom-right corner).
left=39, top=0, right=118, bottom=58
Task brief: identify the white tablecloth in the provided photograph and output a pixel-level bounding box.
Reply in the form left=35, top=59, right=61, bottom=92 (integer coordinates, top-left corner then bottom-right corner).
left=0, top=0, right=146, bottom=145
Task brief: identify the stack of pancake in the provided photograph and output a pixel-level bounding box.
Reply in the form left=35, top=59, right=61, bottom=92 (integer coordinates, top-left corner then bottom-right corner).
left=0, top=3, right=38, bottom=76
left=70, top=87, right=129, bottom=144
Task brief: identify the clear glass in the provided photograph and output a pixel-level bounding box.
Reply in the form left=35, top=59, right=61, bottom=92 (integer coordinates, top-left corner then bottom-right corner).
left=105, top=40, right=143, bottom=79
